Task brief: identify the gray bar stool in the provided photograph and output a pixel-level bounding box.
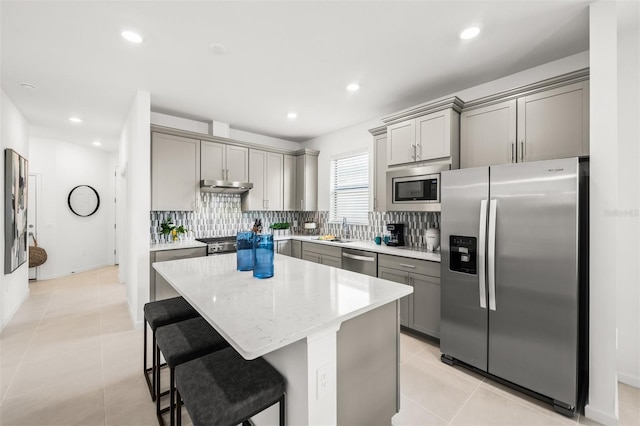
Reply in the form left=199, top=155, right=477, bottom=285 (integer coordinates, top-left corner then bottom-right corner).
left=155, top=317, right=230, bottom=426
left=143, top=297, right=200, bottom=400
left=175, top=347, right=286, bottom=426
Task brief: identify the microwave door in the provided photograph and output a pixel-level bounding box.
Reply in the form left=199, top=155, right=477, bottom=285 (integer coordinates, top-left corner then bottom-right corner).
left=396, top=180, right=424, bottom=201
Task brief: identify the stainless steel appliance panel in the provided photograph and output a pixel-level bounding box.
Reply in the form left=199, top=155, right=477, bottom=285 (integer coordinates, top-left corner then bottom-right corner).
left=487, top=158, right=579, bottom=405
left=342, top=248, right=378, bottom=277
left=440, top=166, right=489, bottom=371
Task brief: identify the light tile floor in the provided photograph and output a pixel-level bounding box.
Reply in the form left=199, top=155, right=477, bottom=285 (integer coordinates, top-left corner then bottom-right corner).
left=0, top=266, right=638, bottom=426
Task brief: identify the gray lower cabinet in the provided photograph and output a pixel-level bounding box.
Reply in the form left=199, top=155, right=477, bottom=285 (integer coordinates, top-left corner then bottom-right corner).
left=276, top=239, right=291, bottom=256
left=378, top=254, right=440, bottom=338
left=150, top=247, right=207, bottom=301
left=291, top=240, right=302, bottom=259
left=301, top=242, right=342, bottom=268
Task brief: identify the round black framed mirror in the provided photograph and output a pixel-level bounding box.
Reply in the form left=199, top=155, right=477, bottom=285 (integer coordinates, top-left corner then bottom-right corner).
left=68, top=185, right=100, bottom=217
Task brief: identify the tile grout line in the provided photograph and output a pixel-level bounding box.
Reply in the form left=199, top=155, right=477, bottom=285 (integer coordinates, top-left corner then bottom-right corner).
left=446, top=377, right=484, bottom=425
left=400, top=393, right=451, bottom=425
left=0, top=284, right=56, bottom=407
left=480, top=383, right=578, bottom=425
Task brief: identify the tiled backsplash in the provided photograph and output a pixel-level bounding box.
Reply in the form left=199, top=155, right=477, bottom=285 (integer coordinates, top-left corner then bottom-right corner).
left=150, top=193, right=440, bottom=249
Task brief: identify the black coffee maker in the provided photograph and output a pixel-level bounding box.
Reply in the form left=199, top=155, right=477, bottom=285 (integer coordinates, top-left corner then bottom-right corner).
left=386, top=223, right=405, bottom=246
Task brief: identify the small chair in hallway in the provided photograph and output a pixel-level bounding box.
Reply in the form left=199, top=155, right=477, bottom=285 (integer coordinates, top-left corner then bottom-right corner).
left=155, top=317, right=230, bottom=426
left=175, top=347, right=286, bottom=426
left=143, top=296, right=200, bottom=400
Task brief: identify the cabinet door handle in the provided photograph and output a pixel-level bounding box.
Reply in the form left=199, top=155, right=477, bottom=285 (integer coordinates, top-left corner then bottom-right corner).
left=520, top=140, right=525, bottom=162
left=399, top=263, right=416, bottom=269
left=300, top=199, right=304, bottom=211
left=416, top=143, right=421, bottom=160
left=510, top=143, right=515, bottom=163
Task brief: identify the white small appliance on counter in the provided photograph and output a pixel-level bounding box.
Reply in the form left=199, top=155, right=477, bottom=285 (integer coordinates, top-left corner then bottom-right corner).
left=425, top=226, right=440, bottom=251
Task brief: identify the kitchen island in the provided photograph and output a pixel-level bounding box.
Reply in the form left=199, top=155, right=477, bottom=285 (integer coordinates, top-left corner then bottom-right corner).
left=153, top=252, right=412, bottom=425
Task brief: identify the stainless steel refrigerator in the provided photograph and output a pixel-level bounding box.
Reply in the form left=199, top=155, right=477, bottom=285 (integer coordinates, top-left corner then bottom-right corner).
left=440, top=157, right=588, bottom=416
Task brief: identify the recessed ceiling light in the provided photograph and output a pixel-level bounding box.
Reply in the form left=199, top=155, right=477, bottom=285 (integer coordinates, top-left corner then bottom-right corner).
left=92, top=141, right=102, bottom=146
left=69, top=117, right=83, bottom=123
left=121, top=31, right=143, bottom=43
left=287, top=112, right=298, bottom=119
left=460, top=27, right=480, bottom=40
left=347, top=83, right=360, bottom=92
left=209, top=43, right=227, bottom=54
left=19, top=82, right=37, bottom=91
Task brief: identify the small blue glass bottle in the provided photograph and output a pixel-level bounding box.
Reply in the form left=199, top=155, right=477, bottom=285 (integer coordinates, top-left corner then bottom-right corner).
left=236, top=231, right=254, bottom=271
left=253, top=234, right=274, bottom=279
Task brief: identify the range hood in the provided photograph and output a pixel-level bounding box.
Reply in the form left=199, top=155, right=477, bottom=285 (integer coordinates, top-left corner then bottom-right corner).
left=200, top=179, right=253, bottom=194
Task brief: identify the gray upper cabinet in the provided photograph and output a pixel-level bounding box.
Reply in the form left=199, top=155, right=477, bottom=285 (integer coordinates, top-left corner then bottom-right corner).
left=373, top=132, right=387, bottom=212
left=461, top=73, right=589, bottom=168
left=201, top=141, right=248, bottom=182
left=386, top=120, right=415, bottom=166
left=243, top=149, right=283, bottom=211
left=296, top=153, right=318, bottom=211
left=415, top=109, right=458, bottom=162
left=461, top=100, right=517, bottom=168
left=383, top=98, right=462, bottom=168
left=151, top=132, right=200, bottom=211
left=283, top=155, right=297, bottom=211
left=517, top=81, right=589, bottom=162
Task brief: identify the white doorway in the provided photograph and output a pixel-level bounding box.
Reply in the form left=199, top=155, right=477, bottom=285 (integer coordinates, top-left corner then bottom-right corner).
left=27, top=173, right=39, bottom=280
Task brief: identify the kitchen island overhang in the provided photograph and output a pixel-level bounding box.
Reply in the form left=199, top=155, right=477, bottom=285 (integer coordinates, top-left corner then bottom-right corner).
left=153, top=253, right=412, bottom=425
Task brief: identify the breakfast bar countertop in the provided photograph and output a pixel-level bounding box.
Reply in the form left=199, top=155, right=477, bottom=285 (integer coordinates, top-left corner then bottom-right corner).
left=152, top=252, right=412, bottom=360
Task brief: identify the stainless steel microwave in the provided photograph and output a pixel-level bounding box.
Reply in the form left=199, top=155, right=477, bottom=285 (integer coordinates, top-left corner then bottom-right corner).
left=386, top=165, right=449, bottom=211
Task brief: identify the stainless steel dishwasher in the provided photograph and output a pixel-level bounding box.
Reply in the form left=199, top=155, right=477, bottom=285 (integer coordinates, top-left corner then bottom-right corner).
left=342, top=248, right=378, bottom=277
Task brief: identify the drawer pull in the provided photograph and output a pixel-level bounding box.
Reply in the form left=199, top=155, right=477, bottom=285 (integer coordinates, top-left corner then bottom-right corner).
left=399, top=263, right=416, bottom=269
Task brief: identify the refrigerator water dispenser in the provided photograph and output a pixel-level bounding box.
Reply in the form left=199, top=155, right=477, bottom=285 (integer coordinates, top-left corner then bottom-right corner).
left=449, top=235, right=477, bottom=274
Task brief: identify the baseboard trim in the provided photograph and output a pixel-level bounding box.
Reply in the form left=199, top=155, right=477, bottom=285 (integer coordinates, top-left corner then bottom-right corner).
left=617, top=372, right=640, bottom=388
left=584, top=404, right=619, bottom=426
left=36, top=263, right=114, bottom=281
left=1, top=287, right=30, bottom=331
left=127, top=298, right=143, bottom=330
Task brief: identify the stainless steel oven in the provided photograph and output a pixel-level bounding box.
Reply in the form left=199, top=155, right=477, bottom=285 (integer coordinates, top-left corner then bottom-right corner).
left=386, top=165, right=449, bottom=211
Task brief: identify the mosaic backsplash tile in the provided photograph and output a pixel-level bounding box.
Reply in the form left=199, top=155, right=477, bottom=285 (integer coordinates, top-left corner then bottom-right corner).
left=150, top=193, right=440, bottom=249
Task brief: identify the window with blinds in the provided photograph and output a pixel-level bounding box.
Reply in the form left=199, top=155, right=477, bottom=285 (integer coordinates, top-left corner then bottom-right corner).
left=330, top=151, right=369, bottom=224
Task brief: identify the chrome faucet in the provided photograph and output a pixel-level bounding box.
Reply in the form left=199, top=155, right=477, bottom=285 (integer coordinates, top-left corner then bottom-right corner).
left=342, top=217, right=349, bottom=240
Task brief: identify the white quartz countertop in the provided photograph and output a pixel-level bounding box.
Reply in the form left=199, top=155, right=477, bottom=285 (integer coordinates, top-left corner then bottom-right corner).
left=150, top=240, right=207, bottom=252
left=288, top=235, right=442, bottom=262
left=152, top=253, right=413, bottom=359
left=150, top=235, right=441, bottom=262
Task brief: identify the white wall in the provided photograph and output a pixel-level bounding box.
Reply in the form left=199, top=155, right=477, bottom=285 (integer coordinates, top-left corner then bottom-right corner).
left=119, top=91, right=151, bottom=325
left=616, top=3, right=640, bottom=388
left=1, top=90, right=30, bottom=328
left=28, top=137, right=116, bottom=279
left=302, top=51, right=590, bottom=211
left=586, top=3, right=619, bottom=424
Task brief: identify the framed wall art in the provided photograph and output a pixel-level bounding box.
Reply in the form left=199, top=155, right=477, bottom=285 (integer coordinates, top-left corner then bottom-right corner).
left=4, top=149, right=28, bottom=273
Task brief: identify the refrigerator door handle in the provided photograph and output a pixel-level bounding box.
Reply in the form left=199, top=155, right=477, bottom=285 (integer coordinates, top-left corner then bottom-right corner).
left=478, top=200, right=488, bottom=309
left=487, top=199, right=497, bottom=311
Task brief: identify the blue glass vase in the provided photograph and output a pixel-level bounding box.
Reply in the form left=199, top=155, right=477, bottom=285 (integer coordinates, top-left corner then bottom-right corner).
left=253, top=234, right=274, bottom=279
left=236, top=231, right=254, bottom=271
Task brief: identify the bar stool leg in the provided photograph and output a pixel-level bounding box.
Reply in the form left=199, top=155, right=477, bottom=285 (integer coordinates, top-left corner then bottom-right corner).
left=280, top=394, right=285, bottom=426
left=156, top=344, right=163, bottom=425
left=144, top=320, right=156, bottom=401
left=176, top=389, right=182, bottom=426
left=170, top=367, right=175, bottom=426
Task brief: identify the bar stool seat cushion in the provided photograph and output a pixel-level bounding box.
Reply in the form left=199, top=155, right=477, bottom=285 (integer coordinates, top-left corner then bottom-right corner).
left=156, top=317, right=229, bottom=368
left=144, top=297, right=199, bottom=331
left=175, top=347, right=285, bottom=426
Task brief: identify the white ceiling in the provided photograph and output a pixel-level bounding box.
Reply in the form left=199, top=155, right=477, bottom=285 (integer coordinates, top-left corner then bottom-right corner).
left=1, top=1, right=594, bottom=152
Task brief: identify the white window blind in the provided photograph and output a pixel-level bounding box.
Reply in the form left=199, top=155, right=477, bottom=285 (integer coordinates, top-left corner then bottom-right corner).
left=330, top=151, right=369, bottom=224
